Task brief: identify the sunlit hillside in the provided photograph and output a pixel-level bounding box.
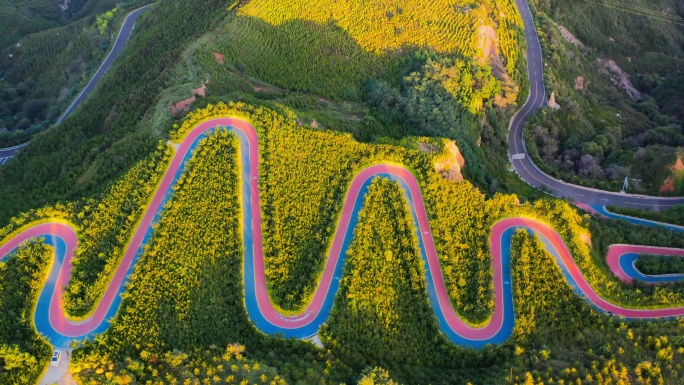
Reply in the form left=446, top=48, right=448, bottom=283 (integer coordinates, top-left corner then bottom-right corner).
left=211, top=0, right=524, bottom=98
left=238, top=0, right=513, bottom=55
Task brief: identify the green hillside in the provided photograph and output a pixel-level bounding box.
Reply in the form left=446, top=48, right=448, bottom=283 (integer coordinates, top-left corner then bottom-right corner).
left=0, top=0, right=122, bottom=48
left=1, top=0, right=684, bottom=384
left=4, top=103, right=684, bottom=384
left=0, top=0, right=532, bottom=225
left=0, top=1, right=150, bottom=146
left=524, top=0, right=684, bottom=193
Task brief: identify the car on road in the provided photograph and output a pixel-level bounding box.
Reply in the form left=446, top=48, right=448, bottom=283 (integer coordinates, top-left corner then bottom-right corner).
left=50, top=349, right=61, bottom=367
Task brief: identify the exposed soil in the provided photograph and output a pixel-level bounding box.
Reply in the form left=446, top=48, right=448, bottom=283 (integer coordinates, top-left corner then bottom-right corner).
left=477, top=25, right=505, bottom=78
left=193, top=83, right=207, bottom=97
left=477, top=24, right=518, bottom=107
left=171, top=82, right=209, bottom=117
left=252, top=83, right=284, bottom=93
left=598, top=58, right=642, bottom=101
left=213, top=52, right=224, bottom=64
left=548, top=92, right=561, bottom=110
left=580, top=232, right=592, bottom=246
left=558, top=25, right=583, bottom=47
left=660, top=154, right=684, bottom=194
left=432, top=140, right=466, bottom=182
left=574, top=76, right=586, bottom=90
left=417, top=142, right=440, bottom=154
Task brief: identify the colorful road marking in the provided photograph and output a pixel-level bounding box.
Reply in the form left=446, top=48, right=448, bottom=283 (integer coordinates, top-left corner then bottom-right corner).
left=2, top=118, right=684, bottom=349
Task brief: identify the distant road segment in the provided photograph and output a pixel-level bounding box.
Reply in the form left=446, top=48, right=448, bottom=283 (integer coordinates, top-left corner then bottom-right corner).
left=509, top=0, right=684, bottom=209
left=0, top=5, right=151, bottom=165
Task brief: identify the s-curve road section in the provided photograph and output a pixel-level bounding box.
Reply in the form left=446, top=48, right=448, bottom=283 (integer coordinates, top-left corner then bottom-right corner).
left=0, top=4, right=151, bottom=166
left=509, top=0, right=684, bottom=210
left=4, top=117, right=684, bottom=353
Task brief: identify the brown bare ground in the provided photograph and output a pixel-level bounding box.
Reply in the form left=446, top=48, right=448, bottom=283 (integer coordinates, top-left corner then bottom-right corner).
left=477, top=25, right=505, bottom=78
left=417, top=142, right=440, bottom=154
left=252, top=83, right=283, bottom=93
left=580, top=232, right=592, bottom=246
left=598, top=58, right=642, bottom=101
left=171, top=82, right=209, bottom=117
left=433, top=140, right=466, bottom=182
left=213, top=52, right=225, bottom=64
left=660, top=154, right=684, bottom=193
left=558, top=25, right=583, bottom=46
left=477, top=24, right=518, bottom=107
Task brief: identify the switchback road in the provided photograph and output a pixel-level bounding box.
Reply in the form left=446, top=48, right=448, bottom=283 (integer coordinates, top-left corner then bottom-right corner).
left=3, top=118, right=684, bottom=351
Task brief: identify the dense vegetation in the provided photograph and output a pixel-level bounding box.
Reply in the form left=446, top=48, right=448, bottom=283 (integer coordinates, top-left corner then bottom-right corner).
left=3, top=104, right=684, bottom=383
left=0, top=0, right=122, bottom=48
left=0, top=242, right=52, bottom=384
left=1, top=0, right=684, bottom=382
left=181, top=0, right=531, bottom=195
left=0, top=0, right=235, bottom=226
left=523, top=0, right=684, bottom=194
left=0, top=0, right=533, bottom=230
left=0, top=2, right=145, bottom=144
left=635, top=255, right=684, bottom=276
left=217, top=0, right=524, bottom=98
left=608, top=204, right=684, bottom=227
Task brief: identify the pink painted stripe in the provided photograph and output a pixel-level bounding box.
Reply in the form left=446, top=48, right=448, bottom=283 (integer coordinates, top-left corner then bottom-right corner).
left=3, top=117, right=684, bottom=343
left=574, top=202, right=599, bottom=215
left=607, top=245, right=684, bottom=283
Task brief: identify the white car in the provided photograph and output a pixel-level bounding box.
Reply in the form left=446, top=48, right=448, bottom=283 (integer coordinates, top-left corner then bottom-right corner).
left=50, top=350, right=61, bottom=367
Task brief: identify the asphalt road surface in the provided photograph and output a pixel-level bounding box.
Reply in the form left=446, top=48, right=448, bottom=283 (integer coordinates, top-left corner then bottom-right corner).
left=509, top=0, right=684, bottom=209
left=1, top=1, right=682, bottom=209
left=0, top=142, right=28, bottom=165
left=0, top=5, right=150, bottom=165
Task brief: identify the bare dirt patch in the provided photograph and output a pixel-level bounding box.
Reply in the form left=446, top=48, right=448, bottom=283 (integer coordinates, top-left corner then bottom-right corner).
left=477, top=25, right=505, bottom=78
left=660, top=154, right=684, bottom=194
left=171, top=82, right=209, bottom=117
left=193, top=83, right=208, bottom=97
left=598, top=58, right=642, bottom=101
left=433, top=140, right=466, bottom=182
left=548, top=92, right=561, bottom=110
left=418, top=142, right=440, bottom=154
left=252, top=83, right=284, bottom=93
left=580, top=232, right=592, bottom=246
left=477, top=25, right=518, bottom=107
left=558, top=25, right=583, bottom=47
left=574, top=76, right=586, bottom=90
left=213, top=52, right=225, bottom=64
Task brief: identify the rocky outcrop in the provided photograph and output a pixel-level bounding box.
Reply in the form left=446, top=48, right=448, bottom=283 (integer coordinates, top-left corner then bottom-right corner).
left=548, top=92, right=561, bottom=110
left=558, top=25, right=583, bottom=47
left=432, top=140, right=466, bottom=182
left=660, top=154, right=684, bottom=194
left=171, top=83, right=208, bottom=117
left=598, top=58, right=642, bottom=101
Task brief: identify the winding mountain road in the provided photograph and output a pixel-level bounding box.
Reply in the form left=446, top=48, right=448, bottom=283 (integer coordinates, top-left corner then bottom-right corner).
left=2, top=118, right=684, bottom=352
left=0, top=0, right=682, bottom=370
left=509, top=0, right=684, bottom=209
left=0, top=5, right=150, bottom=165
left=2, top=0, right=681, bottom=212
